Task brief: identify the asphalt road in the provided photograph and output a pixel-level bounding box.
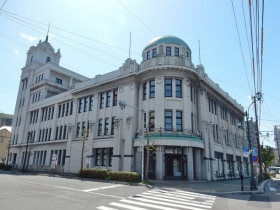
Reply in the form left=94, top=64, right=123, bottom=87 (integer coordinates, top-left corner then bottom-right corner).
left=1, top=173, right=280, bottom=210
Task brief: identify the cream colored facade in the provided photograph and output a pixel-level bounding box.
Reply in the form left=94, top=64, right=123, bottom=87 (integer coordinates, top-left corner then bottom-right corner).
left=0, top=126, right=11, bottom=162
left=8, top=35, right=250, bottom=180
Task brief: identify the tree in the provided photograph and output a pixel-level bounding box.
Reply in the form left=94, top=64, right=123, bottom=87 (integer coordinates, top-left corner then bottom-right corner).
left=144, top=112, right=156, bottom=179
left=77, top=129, right=90, bottom=172
left=262, top=145, right=275, bottom=173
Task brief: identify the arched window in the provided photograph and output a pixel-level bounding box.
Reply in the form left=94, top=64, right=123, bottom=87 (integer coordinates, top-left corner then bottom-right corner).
left=30, top=56, right=33, bottom=63
left=46, top=57, right=51, bottom=63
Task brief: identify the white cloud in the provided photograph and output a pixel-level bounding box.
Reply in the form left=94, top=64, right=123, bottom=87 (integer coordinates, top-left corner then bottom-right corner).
left=117, top=15, right=128, bottom=25
left=14, top=49, right=20, bottom=58
left=20, top=33, right=37, bottom=42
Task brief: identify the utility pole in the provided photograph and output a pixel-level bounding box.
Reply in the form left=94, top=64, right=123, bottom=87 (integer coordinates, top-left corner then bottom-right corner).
left=253, top=93, right=263, bottom=181
left=274, top=126, right=280, bottom=165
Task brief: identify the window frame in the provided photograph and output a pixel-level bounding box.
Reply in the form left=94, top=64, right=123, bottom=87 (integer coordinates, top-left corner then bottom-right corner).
left=165, top=79, right=172, bottom=97
left=175, top=79, right=182, bottom=98
left=166, top=47, right=171, bottom=56
left=174, top=47, right=179, bottom=56
left=165, top=110, right=173, bottom=131
left=152, top=48, right=157, bottom=57
left=106, top=92, right=111, bottom=107
left=149, top=80, right=155, bottom=98
left=176, top=111, right=183, bottom=131
left=100, top=93, right=105, bottom=109
left=143, top=82, right=147, bottom=100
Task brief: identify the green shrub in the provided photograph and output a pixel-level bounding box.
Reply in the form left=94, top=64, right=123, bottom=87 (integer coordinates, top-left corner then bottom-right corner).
left=0, top=163, right=12, bottom=170
left=0, top=162, right=5, bottom=169
left=79, top=168, right=141, bottom=183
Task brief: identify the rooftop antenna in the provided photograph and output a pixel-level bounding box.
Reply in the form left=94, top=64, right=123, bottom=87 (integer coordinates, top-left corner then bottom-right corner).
left=129, top=32, right=131, bottom=59
left=46, top=22, right=50, bottom=42
left=198, top=40, right=201, bottom=65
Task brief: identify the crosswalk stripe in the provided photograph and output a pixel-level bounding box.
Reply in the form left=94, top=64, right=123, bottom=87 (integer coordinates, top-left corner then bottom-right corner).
left=175, top=190, right=216, bottom=199
left=140, top=192, right=213, bottom=205
left=150, top=190, right=214, bottom=202
left=110, top=202, right=148, bottom=210
left=96, top=206, right=118, bottom=210
left=83, top=185, right=121, bottom=192
left=120, top=199, right=180, bottom=210
left=129, top=197, right=208, bottom=210
left=175, top=192, right=216, bottom=200
left=131, top=194, right=212, bottom=209
left=149, top=191, right=195, bottom=200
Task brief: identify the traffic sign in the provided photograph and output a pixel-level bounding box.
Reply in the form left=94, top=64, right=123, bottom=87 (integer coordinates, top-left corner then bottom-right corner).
left=252, top=156, right=259, bottom=162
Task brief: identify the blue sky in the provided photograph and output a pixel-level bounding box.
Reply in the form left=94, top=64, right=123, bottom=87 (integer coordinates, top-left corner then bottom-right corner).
left=1, top=0, right=279, bottom=147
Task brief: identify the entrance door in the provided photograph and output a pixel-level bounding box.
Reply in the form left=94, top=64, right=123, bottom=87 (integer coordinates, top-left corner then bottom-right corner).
left=12, top=153, right=17, bottom=167
left=166, top=155, right=182, bottom=179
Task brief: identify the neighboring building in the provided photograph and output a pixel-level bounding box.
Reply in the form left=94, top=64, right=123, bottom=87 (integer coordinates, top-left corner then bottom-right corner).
left=8, top=35, right=249, bottom=181
left=0, top=126, right=11, bottom=162
left=0, top=117, right=13, bottom=127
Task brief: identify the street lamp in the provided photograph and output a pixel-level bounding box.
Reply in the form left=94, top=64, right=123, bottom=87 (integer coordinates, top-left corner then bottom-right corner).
left=22, top=132, right=32, bottom=172
left=119, top=100, right=145, bottom=182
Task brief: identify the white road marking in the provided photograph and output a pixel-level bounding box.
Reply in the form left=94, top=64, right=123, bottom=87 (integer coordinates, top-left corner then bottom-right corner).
left=269, top=187, right=276, bottom=191
left=110, top=202, right=148, bottom=210
left=140, top=192, right=214, bottom=205
left=120, top=199, right=180, bottom=210
left=96, top=206, right=118, bottom=210
left=129, top=197, right=208, bottom=210
left=0, top=176, right=124, bottom=199
left=83, top=185, right=122, bottom=192
left=175, top=191, right=216, bottom=200
left=131, top=194, right=212, bottom=209
left=149, top=191, right=195, bottom=200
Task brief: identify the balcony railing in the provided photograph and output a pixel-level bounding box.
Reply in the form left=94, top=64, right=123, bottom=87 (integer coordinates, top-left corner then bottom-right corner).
left=134, top=128, right=202, bottom=141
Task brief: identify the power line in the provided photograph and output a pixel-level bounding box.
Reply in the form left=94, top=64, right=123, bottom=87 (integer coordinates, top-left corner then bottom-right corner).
left=230, top=0, right=252, bottom=95
left=0, top=13, right=119, bottom=68
left=0, top=12, right=124, bottom=61
left=116, top=0, right=157, bottom=37
left=0, top=0, right=7, bottom=10
left=0, top=9, right=141, bottom=56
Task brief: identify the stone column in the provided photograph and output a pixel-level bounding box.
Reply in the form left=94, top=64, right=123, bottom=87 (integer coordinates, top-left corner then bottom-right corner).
left=155, top=146, right=164, bottom=180
left=123, top=117, right=134, bottom=172
left=187, top=147, right=194, bottom=180
left=112, top=118, right=122, bottom=171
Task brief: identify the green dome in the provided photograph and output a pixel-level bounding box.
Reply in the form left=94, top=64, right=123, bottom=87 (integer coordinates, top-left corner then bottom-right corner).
left=143, top=35, right=191, bottom=52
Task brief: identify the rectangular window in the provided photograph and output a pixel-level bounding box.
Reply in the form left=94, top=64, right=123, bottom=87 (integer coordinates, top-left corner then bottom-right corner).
left=19, top=117, right=21, bottom=126
left=38, top=92, right=41, bottom=101
left=149, top=80, right=155, bottom=98
left=102, top=148, right=107, bottom=166
left=62, top=104, right=65, bottom=117
left=165, top=110, right=173, bottom=131
left=111, top=117, right=115, bottom=135
left=43, top=151, right=47, bottom=165
left=16, top=135, right=18, bottom=144
left=55, top=127, right=59, bottom=140
left=56, top=78, right=62, bottom=84
left=62, top=150, right=66, bottom=165
left=70, top=101, right=73, bottom=115
left=174, top=47, right=179, bottom=56
left=48, top=108, right=51, bottom=120
left=19, top=99, right=22, bottom=107
left=44, top=108, right=48, bottom=121
left=78, top=99, right=83, bottom=113
left=149, top=111, right=155, bottom=131
left=45, top=129, right=48, bottom=141
left=41, top=109, right=44, bottom=122
left=42, top=129, right=45, bottom=142
left=191, top=84, right=193, bottom=102
left=84, top=97, right=88, bottom=112
left=39, top=130, right=42, bottom=142
left=104, top=118, right=109, bottom=135
left=100, top=93, right=105, bottom=109
left=51, top=107, right=54, bottom=119
left=166, top=47, right=171, bottom=55
left=165, top=79, right=172, bottom=97
left=152, top=48, right=157, bottom=57
left=109, top=148, right=113, bottom=166
left=63, top=125, right=67, bottom=139
left=113, top=90, right=118, bottom=106
left=95, top=149, right=100, bottom=166
left=58, top=105, right=61, bottom=118
left=48, top=128, right=51, bottom=141
left=191, top=113, right=194, bottom=133
left=32, top=94, right=35, bottom=103
left=143, top=82, right=147, bottom=100
left=59, top=126, right=63, bottom=140
left=30, top=113, right=33, bottom=124
left=106, top=92, right=111, bottom=107
left=98, top=119, right=103, bottom=136
left=76, top=123, right=80, bottom=137
left=176, top=79, right=182, bottom=98
left=89, top=96, right=93, bottom=111
left=147, top=51, right=150, bottom=60
left=176, top=111, right=182, bottom=131
left=65, top=103, right=69, bottom=116
left=82, top=122, right=86, bottom=136
left=16, top=118, right=18, bottom=127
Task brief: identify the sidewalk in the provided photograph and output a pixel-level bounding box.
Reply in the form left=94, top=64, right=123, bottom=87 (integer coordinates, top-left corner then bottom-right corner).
left=0, top=169, right=269, bottom=194
left=150, top=178, right=269, bottom=194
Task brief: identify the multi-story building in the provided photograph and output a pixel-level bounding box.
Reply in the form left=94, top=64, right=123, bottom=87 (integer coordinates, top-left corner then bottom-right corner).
left=8, top=35, right=249, bottom=181
left=0, top=126, right=11, bottom=162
